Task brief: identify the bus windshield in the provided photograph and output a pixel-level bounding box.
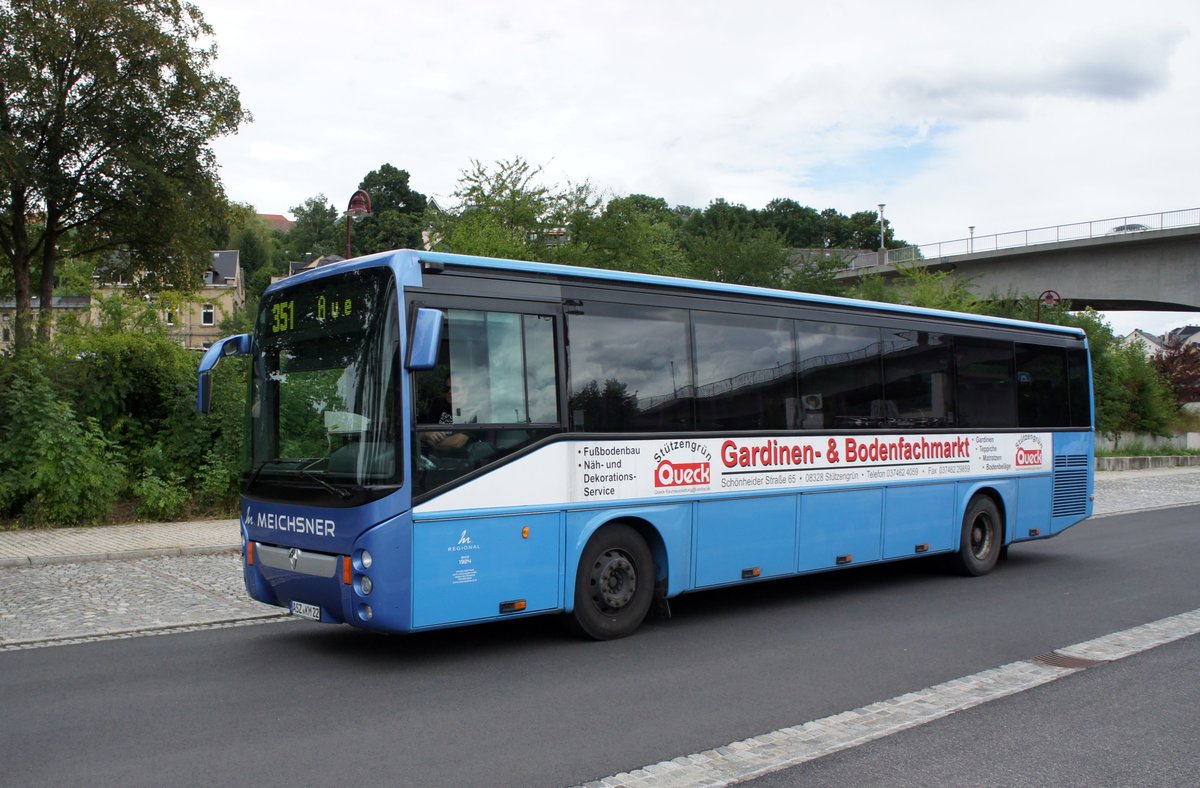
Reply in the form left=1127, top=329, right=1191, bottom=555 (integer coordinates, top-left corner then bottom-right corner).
left=248, top=267, right=400, bottom=502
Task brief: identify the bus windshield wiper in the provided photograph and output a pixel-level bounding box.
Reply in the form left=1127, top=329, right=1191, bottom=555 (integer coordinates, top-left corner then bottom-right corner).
left=246, top=458, right=309, bottom=491
left=298, top=468, right=353, bottom=501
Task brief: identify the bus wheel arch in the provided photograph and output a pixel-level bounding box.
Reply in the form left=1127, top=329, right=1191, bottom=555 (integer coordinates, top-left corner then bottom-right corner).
left=568, top=520, right=658, bottom=640
left=951, top=491, right=1005, bottom=576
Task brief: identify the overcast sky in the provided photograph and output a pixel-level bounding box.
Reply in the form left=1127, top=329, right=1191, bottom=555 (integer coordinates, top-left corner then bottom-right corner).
left=195, top=0, right=1200, bottom=336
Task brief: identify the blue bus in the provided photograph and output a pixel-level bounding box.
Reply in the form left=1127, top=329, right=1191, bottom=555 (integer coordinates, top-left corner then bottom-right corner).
left=198, top=249, right=1094, bottom=639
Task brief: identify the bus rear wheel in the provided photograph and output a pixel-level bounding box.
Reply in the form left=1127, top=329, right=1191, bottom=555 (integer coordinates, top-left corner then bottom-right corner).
left=950, top=495, right=1002, bottom=576
left=570, top=524, right=654, bottom=640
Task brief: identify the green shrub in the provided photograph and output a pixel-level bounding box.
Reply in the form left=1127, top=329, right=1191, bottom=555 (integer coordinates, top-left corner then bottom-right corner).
left=133, top=471, right=189, bottom=520
left=0, top=359, right=126, bottom=525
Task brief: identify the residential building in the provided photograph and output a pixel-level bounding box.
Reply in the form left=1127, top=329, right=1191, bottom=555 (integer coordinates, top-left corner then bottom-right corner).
left=2, top=251, right=244, bottom=353
left=1165, top=325, right=1200, bottom=348
left=1122, top=329, right=1166, bottom=358
left=164, top=250, right=244, bottom=349
left=0, top=296, right=92, bottom=352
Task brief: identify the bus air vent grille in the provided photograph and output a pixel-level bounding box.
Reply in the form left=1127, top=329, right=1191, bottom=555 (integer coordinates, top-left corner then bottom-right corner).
left=1051, top=455, right=1089, bottom=517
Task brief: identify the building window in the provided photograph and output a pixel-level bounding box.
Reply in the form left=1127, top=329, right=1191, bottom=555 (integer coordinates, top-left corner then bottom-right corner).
left=2, top=328, right=9, bottom=343
left=202, top=304, right=215, bottom=326
left=165, top=309, right=175, bottom=326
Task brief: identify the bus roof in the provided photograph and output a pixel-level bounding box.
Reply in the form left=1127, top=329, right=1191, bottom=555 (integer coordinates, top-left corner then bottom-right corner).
left=273, top=248, right=1088, bottom=340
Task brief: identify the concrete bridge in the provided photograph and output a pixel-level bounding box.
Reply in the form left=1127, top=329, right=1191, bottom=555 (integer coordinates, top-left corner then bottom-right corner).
left=836, top=208, right=1200, bottom=312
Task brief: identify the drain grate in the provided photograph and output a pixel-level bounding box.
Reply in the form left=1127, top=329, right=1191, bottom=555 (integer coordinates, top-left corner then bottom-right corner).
left=1030, top=651, right=1108, bottom=669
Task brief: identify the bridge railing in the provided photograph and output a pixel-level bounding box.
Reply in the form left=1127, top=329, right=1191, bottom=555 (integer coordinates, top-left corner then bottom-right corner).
left=868, top=207, right=1200, bottom=268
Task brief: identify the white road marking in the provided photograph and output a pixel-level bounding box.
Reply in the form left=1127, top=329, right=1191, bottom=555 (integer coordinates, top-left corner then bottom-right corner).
left=576, top=608, right=1200, bottom=787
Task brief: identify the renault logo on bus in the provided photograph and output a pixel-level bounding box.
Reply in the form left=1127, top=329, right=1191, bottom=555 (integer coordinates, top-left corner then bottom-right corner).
left=1015, top=434, right=1045, bottom=468
left=653, top=440, right=713, bottom=490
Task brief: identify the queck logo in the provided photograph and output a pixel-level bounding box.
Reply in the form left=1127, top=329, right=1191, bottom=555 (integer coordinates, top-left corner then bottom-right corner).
left=653, top=440, right=713, bottom=489
left=655, top=460, right=711, bottom=487
left=1014, top=434, right=1045, bottom=468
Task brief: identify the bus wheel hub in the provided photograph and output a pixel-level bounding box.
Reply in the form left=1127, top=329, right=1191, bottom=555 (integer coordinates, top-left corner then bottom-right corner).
left=592, top=550, right=636, bottom=610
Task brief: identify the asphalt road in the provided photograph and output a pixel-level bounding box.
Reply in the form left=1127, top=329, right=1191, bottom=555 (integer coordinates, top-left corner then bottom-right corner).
left=1, top=505, right=1196, bottom=787
left=746, top=634, right=1200, bottom=787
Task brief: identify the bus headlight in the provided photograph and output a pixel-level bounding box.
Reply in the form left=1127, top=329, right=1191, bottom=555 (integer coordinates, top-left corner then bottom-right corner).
left=359, top=575, right=373, bottom=595
left=359, top=549, right=373, bottom=569
left=358, top=604, right=373, bottom=621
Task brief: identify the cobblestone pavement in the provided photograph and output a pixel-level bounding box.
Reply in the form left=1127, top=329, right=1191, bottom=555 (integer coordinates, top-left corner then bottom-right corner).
left=0, top=553, right=284, bottom=648
left=1, top=469, right=1198, bottom=649
left=1092, top=467, right=1200, bottom=516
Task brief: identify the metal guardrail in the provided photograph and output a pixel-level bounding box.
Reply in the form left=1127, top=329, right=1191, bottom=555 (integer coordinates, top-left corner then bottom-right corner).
left=858, top=207, right=1200, bottom=268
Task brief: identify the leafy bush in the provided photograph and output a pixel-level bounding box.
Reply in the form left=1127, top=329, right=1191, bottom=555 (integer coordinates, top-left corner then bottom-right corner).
left=0, top=359, right=126, bottom=525
left=53, top=300, right=248, bottom=511
left=133, top=471, right=190, bottom=520
left=0, top=292, right=249, bottom=526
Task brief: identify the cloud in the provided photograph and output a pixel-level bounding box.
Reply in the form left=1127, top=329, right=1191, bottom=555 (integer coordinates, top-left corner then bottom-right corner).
left=193, top=0, right=1199, bottom=254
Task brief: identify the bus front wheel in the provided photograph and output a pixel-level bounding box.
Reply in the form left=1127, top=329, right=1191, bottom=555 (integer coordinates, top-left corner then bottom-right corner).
left=950, top=495, right=1002, bottom=576
left=570, top=524, right=654, bottom=640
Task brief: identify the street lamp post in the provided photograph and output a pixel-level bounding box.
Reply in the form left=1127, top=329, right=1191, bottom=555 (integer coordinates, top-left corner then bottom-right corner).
left=878, top=203, right=886, bottom=264
left=344, top=189, right=373, bottom=259
left=969, top=226, right=975, bottom=253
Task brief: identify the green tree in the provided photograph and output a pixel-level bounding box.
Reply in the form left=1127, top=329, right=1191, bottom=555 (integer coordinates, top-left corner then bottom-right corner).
left=1106, top=343, right=1175, bottom=438
left=279, top=195, right=339, bottom=261
left=430, top=157, right=599, bottom=261
left=351, top=164, right=428, bottom=255
left=681, top=198, right=758, bottom=241
left=0, top=0, right=247, bottom=348
left=782, top=250, right=851, bottom=296
left=682, top=203, right=790, bottom=288
left=574, top=194, right=688, bottom=276
left=761, top=198, right=823, bottom=247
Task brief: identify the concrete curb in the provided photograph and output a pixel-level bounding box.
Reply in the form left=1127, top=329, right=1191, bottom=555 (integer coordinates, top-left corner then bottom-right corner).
left=1, top=613, right=293, bottom=650
left=1090, top=501, right=1200, bottom=519
left=0, top=543, right=239, bottom=569
left=1097, top=455, right=1200, bottom=471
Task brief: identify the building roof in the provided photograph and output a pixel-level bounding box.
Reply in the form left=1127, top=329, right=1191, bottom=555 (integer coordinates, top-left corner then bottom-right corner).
left=0, top=296, right=91, bottom=310
left=287, top=255, right=345, bottom=277
left=1166, top=325, right=1200, bottom=345
left=208, top=250, right=240, bottom=285
left=258, top=214, right=295, bottom=233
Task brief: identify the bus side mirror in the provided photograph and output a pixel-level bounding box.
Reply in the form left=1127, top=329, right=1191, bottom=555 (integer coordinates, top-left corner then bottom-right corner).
left=407, top=308, right=443, bottom=370
left=197, top=333, right=251, bottom=413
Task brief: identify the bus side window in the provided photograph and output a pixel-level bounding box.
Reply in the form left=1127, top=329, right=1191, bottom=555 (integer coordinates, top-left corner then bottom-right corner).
left=881, top=329, right=953, bottom=427
left=797, top=321, right=882, bottom=429
left=1015, top=343, right=1069, bottom=427
left=692, top=311, right=795, bottom=431
left=567, top=304, right=693, bottom=432
left=954, top=337, right=1016, bottom=428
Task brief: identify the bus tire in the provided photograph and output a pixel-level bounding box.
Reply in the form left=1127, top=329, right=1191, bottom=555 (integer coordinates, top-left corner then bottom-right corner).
left=570, top=524, right=654, bottom=640
left=950, top=495, right=1002, bottom=576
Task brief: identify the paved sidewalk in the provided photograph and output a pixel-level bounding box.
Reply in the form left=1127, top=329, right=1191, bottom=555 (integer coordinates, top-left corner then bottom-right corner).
left=0, top=518, right=239, bottom=568
left=0, top=467, right=1198, bottom=569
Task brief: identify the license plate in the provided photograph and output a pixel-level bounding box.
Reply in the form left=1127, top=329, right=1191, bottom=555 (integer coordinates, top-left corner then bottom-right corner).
left=290, top=601, right=321, bottom=621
